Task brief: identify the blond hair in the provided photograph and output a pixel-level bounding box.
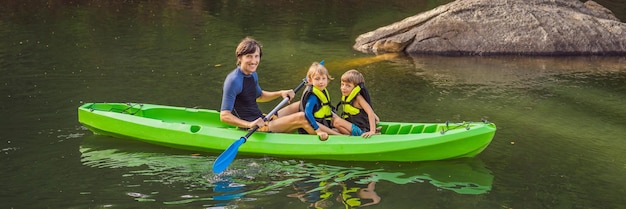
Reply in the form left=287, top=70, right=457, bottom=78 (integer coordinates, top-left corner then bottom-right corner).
left=307, top=62, right=334, bottom=81
left=341, top=69, right=365, bottom=85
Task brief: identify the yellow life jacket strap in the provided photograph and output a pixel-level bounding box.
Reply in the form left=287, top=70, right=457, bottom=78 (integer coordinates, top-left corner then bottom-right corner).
left=311, top=87, right=333, bottom=120
left=340, top=85, right=362, bottom=117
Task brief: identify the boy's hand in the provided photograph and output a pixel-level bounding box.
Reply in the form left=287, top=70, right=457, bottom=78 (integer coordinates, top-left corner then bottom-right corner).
left=316, top=131, right=329, bottom=141
left=362, top=131, right=376, bottom=138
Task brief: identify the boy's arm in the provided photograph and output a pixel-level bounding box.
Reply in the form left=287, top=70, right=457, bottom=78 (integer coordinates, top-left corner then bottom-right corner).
left=356, top=95, right=378, bottom=134
left=304, top=96, right=320, bottom=130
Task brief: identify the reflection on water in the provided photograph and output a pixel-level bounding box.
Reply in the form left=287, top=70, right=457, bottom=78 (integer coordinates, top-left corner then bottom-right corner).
left=80, top=135, right=493, bottom=207
left=408, top=56, right=625, bottom=88
left=347, top=54, right=626, bottom=89
left=284, top=160, right=494, bottom=209
left=80, top=137, right=213, bottom=203
left=287, top=170, right=381, bottom=209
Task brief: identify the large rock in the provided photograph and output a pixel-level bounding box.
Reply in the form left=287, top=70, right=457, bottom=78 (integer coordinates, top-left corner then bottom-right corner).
left=353, top=0, right=626, bottom=55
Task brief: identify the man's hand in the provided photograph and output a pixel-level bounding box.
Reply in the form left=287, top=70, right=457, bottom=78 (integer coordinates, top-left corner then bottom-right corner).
left=282, top=90, right=295, bottom=101
left=248, top=117, right=265, bottom=129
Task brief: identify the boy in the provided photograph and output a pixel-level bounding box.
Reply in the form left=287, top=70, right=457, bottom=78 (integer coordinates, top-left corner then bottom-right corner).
left=299, top=62, right=352, bottom=139
left=338, top=69, right=379, bottom=137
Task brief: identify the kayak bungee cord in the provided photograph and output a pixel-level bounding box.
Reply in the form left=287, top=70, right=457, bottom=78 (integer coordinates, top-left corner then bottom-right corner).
left=440, top=121, right=470, bottom=134
left=88, top=102, right=143, bottom=114
left=440, top=118, right=491, bottom=134
left=119, top=103, right=143, bottom=115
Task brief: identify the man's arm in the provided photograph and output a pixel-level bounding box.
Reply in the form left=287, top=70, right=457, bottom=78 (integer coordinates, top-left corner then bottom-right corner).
left=257, top=89, right=295, bottom=102
left=220, top=110, right=263, bottom=128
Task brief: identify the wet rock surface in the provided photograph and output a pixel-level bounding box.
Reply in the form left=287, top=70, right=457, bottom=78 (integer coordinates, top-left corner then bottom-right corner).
left=353, top=0, right=626, bottom=55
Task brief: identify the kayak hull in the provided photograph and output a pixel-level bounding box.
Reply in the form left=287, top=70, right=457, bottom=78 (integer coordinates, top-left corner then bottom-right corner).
left=78, top=103, right=496, bottom=162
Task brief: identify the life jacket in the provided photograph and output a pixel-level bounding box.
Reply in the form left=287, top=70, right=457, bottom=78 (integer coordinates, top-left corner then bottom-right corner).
left=337, top=83, right=372, bottom=132
left=300, top=85, right=333, bottom=127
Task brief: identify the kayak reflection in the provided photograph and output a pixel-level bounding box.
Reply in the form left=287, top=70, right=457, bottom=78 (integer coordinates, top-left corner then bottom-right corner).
left=285, top=159, right=493, bottom=208
left=373, top=159, right=494, bottom=195
left=80, top=135, right=493, bottom=207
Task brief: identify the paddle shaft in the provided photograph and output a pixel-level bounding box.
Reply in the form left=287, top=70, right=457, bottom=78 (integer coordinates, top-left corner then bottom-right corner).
left=243, top=78, right=307, bottom=140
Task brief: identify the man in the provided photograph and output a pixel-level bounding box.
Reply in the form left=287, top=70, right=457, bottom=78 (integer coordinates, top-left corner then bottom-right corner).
left=220, top=37, right=332, bottom=140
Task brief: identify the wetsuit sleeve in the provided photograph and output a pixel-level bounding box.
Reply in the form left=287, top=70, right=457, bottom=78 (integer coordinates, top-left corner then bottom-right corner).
left=304, top=95, right=320, bottom=130
left=220, top=73, right=241, bottom=111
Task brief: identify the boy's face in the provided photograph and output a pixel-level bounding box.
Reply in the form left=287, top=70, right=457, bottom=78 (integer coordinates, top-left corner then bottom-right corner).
left=340, top=81, right=355, bottom=96
left=308, top=73, right=328, bottom=90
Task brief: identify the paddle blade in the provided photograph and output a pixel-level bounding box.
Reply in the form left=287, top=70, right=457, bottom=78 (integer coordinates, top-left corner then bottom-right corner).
left=213, top=137, right=246, bottom=173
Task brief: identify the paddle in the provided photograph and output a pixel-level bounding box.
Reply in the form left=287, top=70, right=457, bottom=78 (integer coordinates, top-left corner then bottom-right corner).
left=212, top=78, right=308, bottom=173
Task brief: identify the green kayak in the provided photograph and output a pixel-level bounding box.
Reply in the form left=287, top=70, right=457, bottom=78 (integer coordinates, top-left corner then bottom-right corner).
left=78, top=102, right=496, bottom=162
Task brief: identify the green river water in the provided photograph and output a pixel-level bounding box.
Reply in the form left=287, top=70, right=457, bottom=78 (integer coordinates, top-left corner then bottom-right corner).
left=1, top=0, right=625, bottom=208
